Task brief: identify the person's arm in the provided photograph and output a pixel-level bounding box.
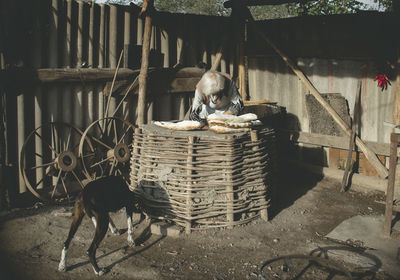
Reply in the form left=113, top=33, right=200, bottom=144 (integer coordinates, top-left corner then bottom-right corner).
left=189, top=88, right=207, bottom=126
left=226, top=80, right=244, bottom=115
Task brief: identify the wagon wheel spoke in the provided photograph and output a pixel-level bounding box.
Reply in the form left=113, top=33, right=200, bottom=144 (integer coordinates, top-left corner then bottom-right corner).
left=109, top=159, right=117, bottom=176
left=82, top=152, right=96, bottom=158
left=96, top=121, right=105, bottom=139
left=71, top=170, right=85, bottom=189
left=51, top=170, right=63, bottom=199
left=64, top=126, right=73, bottom=150
left=91, top=136, right=113, bottom=150
left=113, top=119, right=119, bottom=144
left=34, top=131, right=59, bottom=156
left=116, top=168, right=123, bottom=176
left=33, top=175, right=46, bottom=190
left=60, top=176, right=71, bottom=201
left=30, top=161, right=55, bottom=170
left=34, top=152, right=43, bottom=158
left=117, top=125, right=133, bottom=145
left=90, top=156, right=113, bottom=169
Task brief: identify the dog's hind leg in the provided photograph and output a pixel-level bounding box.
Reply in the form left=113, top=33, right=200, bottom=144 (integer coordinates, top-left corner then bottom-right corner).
left=58, top=199, right=85, bottom=272
left=87, top=211, right=109, bottom=276
left=125, top=205, right=136, bottom=247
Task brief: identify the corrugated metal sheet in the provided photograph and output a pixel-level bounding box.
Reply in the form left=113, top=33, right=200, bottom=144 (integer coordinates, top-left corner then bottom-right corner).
left=248, top=57, right=396, bottom=143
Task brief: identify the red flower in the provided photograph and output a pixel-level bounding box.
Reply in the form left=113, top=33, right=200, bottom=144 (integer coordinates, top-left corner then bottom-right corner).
left=374, top=74, right=391, bottom=91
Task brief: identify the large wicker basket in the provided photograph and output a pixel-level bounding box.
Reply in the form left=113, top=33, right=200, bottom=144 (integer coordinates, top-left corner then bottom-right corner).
left=130, top=124, right=276, bottom=232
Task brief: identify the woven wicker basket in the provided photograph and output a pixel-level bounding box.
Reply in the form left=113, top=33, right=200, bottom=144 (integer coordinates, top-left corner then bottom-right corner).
left=130, top=124, right=276, bottom=232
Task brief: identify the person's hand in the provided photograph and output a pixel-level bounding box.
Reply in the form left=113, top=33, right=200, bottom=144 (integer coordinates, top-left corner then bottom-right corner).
left=202, top=125, right=209, bottom=130
left=223, top=110, right=233, bottom=115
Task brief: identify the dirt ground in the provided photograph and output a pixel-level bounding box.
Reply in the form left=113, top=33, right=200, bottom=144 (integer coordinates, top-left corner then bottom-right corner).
left=0, top=168, right=398, bottom=280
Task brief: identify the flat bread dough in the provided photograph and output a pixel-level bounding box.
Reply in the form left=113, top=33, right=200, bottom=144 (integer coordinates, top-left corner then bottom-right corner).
left=209, top=125, right=251, bottom=134
left=154, top=120, right=202, bottom=130
left=207, top=113, right=258, bottom=123
left=208, top=120, right=252, bottom=128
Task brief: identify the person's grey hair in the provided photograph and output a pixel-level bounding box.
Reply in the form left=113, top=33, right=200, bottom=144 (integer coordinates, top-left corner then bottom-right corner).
left=199, top=70, right=225, bottom=96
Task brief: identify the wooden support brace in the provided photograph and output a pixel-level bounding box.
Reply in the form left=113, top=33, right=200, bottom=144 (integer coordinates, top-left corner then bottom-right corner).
left=341, top=81, right=361, bottom=192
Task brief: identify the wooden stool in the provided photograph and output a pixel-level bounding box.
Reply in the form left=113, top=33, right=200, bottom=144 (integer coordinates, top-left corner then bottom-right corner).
left=383, top=133, right=400, bottom=237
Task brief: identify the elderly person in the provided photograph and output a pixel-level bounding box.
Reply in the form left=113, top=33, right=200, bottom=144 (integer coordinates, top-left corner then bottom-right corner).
left=190, top=70, right=244, bottom=127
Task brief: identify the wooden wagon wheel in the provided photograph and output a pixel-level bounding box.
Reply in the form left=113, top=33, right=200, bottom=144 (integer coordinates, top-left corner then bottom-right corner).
left=78, top=117, right=135, bottom=181
left=19, top=122, right=93, bottom=203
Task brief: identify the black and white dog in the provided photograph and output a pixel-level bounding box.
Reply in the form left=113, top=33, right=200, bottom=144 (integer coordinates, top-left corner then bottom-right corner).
left=58, top=176, right=145, bottom=276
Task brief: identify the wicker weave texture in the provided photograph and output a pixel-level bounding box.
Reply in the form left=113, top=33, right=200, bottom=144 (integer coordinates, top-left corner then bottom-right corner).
left=130, top=125, right=276, bottom=230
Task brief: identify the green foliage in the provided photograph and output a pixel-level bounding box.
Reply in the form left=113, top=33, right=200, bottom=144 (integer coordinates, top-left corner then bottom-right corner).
left=102, top=0, right=395, bottom=18
left=371, top=0, right=393, bottom=11
left=249, top=5, right=291, bottom=20
left=155, top=0, right=229, bottom=16
left=288, top=0, right=366, bottom=16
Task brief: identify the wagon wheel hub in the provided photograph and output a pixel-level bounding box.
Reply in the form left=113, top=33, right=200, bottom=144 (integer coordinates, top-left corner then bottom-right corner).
left=107, top=143, right=130, bottom=163
left=56, top=151, right=78, bottom=172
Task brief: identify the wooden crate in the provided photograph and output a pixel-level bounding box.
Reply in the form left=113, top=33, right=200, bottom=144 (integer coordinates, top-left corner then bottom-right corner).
left=130, top=124, right=276, bottom=232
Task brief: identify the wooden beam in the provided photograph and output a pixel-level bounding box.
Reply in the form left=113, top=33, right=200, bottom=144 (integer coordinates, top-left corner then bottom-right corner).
left=1, top=68, right=141, bottom=84
left=283, top=130, right=390, bottom=157
left=103, top=67, right=206, bottom=96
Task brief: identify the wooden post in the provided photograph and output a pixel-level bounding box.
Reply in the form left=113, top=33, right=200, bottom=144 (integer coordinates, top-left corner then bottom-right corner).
left=231, top=2, right=247, bottom=99
left=251, top=130, right=268, bottom=221
left=341, top=81, right=361, bottom=192
left=383, top=133, right=399, bottom=236
left=186, top=136, right=194, bottom=234
left=237, top=23, right=246, bottom=100
left=245, top=7, right=388, bottom=179
left=211, top=46, right=223, bottom=71
left=137, top=1, right=154, bottom=126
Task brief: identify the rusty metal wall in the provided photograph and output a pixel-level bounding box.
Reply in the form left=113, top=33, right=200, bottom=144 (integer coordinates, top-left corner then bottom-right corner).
left=248, top=56, right=396, bottom=144
left=2, top=0, right=233, bottom=193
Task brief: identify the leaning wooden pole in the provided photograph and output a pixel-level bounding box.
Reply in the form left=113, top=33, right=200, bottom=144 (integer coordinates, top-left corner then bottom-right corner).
left=341, top=81, right=361, bottom=192
left=244, top=8, right=388, bottom=179
left=137, top=0, right=154, bottom=126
